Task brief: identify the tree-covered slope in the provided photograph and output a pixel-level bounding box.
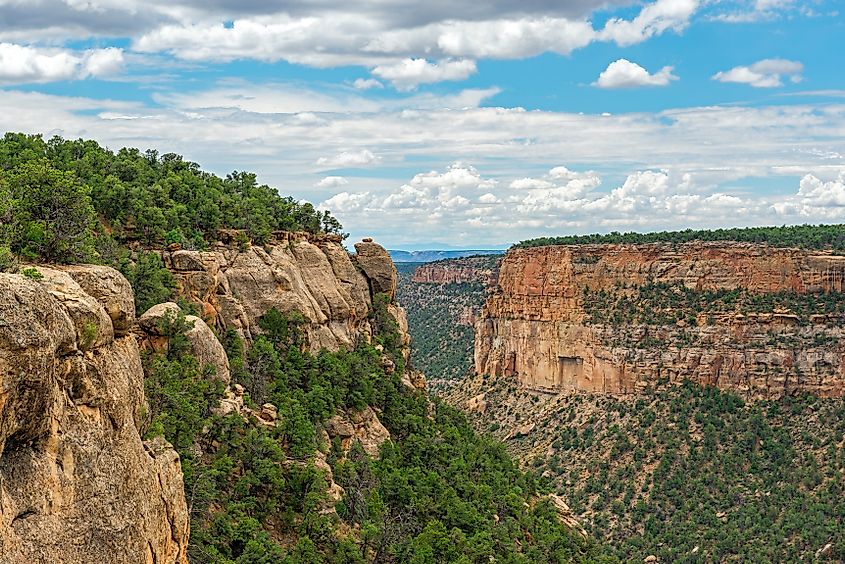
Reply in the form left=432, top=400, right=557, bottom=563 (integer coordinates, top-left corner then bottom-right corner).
left=514, top=224, right=845, bottom=250
left=0, top=132, right=342, bottom=268
left=396, top=263, right=489, bottom=390
left=448, top=375, right=845, bottom=563
left=145, top=303, right=610, bottom=562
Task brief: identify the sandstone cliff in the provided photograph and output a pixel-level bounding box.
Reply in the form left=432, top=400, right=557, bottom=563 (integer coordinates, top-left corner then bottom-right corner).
left=0, top=266, right=188, bottom=563
left=159, top=232, right=406, bottom=354
left=475, top=242, right=845, bottom=398
left=411, top=255, right=501, bottom=287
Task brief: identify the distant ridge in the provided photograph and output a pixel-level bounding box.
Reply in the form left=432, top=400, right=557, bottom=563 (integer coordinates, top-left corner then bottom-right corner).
left=388, top=249, right=504, bottom=263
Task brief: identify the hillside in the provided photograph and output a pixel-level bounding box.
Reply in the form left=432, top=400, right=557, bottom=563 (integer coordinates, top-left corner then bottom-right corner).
left=447, top=375, right=845, bottom=562
left=0, top=133, right=604, bottom=563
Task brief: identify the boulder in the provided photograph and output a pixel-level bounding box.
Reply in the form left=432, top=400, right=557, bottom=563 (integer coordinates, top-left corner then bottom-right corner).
left=35, top=267, right=114, bottom=351
left=57, top=265, right=135, bottom=336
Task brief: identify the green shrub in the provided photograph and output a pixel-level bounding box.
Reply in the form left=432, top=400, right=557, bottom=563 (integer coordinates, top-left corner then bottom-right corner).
left=21, top=267, right=43, bottom=280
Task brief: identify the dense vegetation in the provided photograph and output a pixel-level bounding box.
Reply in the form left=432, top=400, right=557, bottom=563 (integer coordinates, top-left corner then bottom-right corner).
left=515, top=224, right=845, bottom=250
left=0, top=132, right=343, bottom=269
left=396, top=263, right=490, bottom=390
left=451, top=376, right=845, bottom=563
left=582, top=282, right=845, bottom=327
left=557, top=384, right=845, bottom=562
left=143, top=300, right=606, bottom=561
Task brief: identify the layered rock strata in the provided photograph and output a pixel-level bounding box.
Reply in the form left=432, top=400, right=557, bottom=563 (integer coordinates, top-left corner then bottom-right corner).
left=0, top=266, right=189, bottom=563
left=411, top=256, right=501, bottom=287
left=475, top=243, right=845, bottom=398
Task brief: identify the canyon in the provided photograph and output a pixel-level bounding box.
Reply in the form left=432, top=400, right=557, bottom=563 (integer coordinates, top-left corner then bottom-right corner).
left=475, top=242, right=845, bottom=398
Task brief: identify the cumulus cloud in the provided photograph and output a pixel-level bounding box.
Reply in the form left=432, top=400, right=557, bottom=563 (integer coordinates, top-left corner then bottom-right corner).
left=317, top=163, right=785, bottom=245
left=599, top=0, right=699, bottom=46
left=773, top=172, right=845, bottom=217
left=314, top=176, right=349, bottom=188
left=594, top=59, right=678, bottom=88
left=713, top=59, right=803, bottom=88
left=316, top=149, right=380, bottom=167
left=372, top=58, right=476, bottom=90
left=352, top=78, right=383, bottom=90
left=382, top=163, right=497, bottom=209
left=0, top=43, right=123, bottom=84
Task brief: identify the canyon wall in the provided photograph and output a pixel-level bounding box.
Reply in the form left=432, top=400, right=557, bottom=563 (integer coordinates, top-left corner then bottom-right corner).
left=0, top=266, right=189, bottom=563
left=475, top=243, right=845, bottom=398
left=159, top=232, right=407, bottom=355
left=412, top=256, right=501, bottom=287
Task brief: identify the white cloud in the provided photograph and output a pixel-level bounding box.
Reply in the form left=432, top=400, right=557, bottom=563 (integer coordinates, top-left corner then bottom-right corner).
left=713, top=58, right=803, bottom=88
left=127, top=1, right=699, bottom=83
left=0, top=43, right=123, bottom=84
left=316, top=149, right=380, bottom=167
left=2, top=85, right=844, bottom=246
left=371, top=58, right=476, bottom=90
left=599, top=0, right=699, bottom=46
left=594, top=59, right=678, bottom=88
left=315, top=176, right=349, bottom=188
left=352, top=78, right=383, bottom=90
left=773, top=172, right=845, bottom=216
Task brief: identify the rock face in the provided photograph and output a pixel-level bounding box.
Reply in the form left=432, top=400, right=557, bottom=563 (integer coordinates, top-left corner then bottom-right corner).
left=412, top=256, right=501, bottom=287
left=354, top=240, right=398, bottom=300
left=160, top=233, right=405, bottom=353
left=0, top=267, right=189, bottom=563
left=325, top=407, right=391, bottom=458
left=475, top=243, right=845, bottom=398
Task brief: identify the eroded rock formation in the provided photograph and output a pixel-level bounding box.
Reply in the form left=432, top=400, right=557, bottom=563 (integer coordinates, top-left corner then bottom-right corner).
left=475, top=243, right=845, bottom=398
left=0, top=266, right=189, bottom=563
left=159, top=233, right=406, bottom=353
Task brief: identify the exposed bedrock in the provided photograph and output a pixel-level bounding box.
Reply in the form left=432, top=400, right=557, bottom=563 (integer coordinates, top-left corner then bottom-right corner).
left=159, top=233, right=407, bottom=353
left=475, top=243, right=845, bottom=398
left=0, top=266, right=189, bottom=563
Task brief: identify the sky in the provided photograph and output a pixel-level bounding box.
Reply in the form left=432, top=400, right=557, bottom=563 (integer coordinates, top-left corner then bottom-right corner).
left=0, top=0, right=843, bottom=249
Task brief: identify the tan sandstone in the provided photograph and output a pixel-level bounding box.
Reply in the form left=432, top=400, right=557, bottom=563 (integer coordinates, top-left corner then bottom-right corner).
left=475, top=243, right=845, bottom=398
left=0, top=267, right=189, bottom=563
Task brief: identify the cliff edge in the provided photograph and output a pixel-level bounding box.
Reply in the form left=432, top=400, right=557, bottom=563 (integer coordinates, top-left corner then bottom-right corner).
left=475, top=242, right=845, bottom=398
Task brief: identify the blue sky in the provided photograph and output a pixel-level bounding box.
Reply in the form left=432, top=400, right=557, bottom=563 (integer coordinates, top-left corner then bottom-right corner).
left=0, top=0, right=843, bottom=249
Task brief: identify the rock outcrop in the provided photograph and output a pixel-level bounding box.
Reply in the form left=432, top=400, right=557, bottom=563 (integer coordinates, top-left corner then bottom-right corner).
left=475, top=243, right=845, bottom=398
left=0, top=267, right=189, bottom=563
left=412, top=256, right=501, bottom=287
left=324, top=407, right=391, bottom=458
left=138, top=302, right=230, bottom=383
left=158, top=233, right=406, bottom=354
left=354, top=240, right=398, bottom=300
